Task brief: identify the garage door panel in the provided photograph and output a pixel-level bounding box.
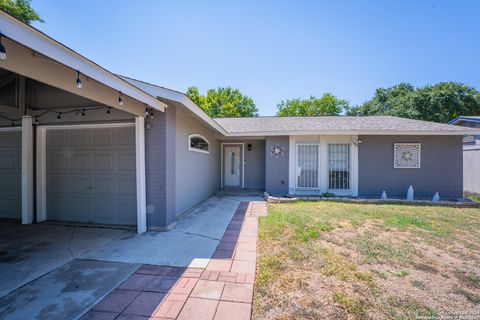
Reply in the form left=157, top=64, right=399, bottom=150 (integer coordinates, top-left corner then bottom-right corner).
left=70, top=200, right=92, bottom=222
left=0, top=175, right=19, bottom=193
left=118, top=177, right=136, bottom=195
left=117, top=127, right=135, bottom=145
left=93, top=177, right=115, bottom=194
left=70, top=129, right=90, bottom=145
left=46, top=127, right=136, bottom=225
left=0, top=131, right=21, bottom=147
left=48, top=175, right=70, bottom=193
left=48, top=130, right=68, bottom=146
left=118, top=153, right=135, bottom=171
left=116, top=201, right=137, bottom=225
left=70, top=153, right=93, bottom=170
left=0, top=154, right=16, bottom=169
left=93, top=129, right=114, bottom=145
left=70, top=176, right=92, bottom=194
left=0, top=199, right=21, bottom=219
left=47, top=154, right=68, bottom=170
left=93, top=154, right=114, bottom=170
left=92, top=201, right=115, bottom=224
left=0, top=131, right=21, bottom=219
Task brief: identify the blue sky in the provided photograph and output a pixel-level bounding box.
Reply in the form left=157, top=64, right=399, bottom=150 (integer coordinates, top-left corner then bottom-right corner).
left=31, top=0, right=480, bottom=116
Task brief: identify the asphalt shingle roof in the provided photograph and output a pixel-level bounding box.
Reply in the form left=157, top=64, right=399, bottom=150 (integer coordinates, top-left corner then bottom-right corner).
left=214, top=116, right=478, bottom=135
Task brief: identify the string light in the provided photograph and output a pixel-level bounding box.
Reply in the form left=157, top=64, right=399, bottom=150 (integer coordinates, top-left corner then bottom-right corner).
left=76, top=70, right=83, bottom=89
left=118, top=92, right=124, bottom=106
left=0, top=33, right=7, bottom=61
left=1, top=106, right=115, bottom=127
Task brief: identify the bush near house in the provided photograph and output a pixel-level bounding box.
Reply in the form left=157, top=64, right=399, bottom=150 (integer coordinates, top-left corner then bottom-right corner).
left=253, top=202, right=480, bottom=319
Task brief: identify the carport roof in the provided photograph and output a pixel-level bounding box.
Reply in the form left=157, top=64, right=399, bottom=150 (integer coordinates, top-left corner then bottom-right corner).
left=0, top=10, right=166, bottom=112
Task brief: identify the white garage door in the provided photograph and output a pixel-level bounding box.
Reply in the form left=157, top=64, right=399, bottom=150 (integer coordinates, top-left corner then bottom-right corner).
left=0, top=130, right=21, bottom=219
left=46, top=126, right=137, bottom=225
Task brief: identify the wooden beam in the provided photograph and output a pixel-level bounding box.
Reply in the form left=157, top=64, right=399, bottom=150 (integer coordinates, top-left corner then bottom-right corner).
left=0, top=38, right=146, bottom=116
left=135, top=116, right=147, bottom=234
left=22, top=115, right=34, bottom=224
left=17, top=75, right=25, bottom=115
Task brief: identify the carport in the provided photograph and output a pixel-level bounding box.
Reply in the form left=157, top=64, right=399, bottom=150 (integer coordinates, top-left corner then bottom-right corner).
left=0, top=11, right=166, bottom=234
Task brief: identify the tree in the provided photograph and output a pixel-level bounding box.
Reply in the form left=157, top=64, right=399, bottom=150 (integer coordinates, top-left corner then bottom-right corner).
left=276, top=93, right=348, bottom=116
left=0, top=0, right=43, bottom=24
left=186, top=86, right=258, bottom=118
left=346, top=82, right=480, bottom=123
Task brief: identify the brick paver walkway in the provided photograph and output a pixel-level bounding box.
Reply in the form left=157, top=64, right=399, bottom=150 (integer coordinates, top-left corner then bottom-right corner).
left=81, top=201, right=266, bottom=320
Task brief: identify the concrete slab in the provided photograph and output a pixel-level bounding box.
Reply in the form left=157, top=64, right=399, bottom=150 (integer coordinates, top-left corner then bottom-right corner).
left=0, top=259, right=139, bottom=320
left=81, top=196, right=252, bottom=267
left=0, top=222, right=127, bottom=298
left=81, top=228, right=219, bottom=267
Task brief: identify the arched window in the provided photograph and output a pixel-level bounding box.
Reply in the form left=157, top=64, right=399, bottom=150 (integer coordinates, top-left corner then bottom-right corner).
left=188, top=134, right=210, bottom=153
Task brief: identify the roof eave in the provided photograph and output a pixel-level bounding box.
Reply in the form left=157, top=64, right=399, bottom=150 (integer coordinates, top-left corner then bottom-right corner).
left=223, top=130, right=480, bottom=137
left=0, top=10, right=166, bottom=112
left=449, top=116, right=480, bottom=125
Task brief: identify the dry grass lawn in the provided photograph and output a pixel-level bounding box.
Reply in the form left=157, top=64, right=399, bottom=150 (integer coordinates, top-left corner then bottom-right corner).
left=253, top=202, right=480, bottom=320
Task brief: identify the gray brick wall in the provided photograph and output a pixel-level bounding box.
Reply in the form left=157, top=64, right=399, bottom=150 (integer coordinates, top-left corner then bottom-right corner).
left=358, top=135, right=463, bottom=199
left=145, top=107, right=176, bottom=229
left=265, top=136, right=289, bottom=195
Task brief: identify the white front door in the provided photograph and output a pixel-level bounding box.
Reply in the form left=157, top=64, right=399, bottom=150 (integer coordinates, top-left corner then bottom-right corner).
left=224, top=145, right=242, bottom=188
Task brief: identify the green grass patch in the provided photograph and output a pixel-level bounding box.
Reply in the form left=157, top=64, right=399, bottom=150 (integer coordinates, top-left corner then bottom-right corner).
left=391, top=270, right=409, bottom=277
left=466, top=192, right=480, bottom=204
left=333, top=292, right=366, bottom=318
left=370, top=269, right=387, bottom=279
left=354, top=232, right=416, bottom=264
left=385, top=296, right=438, bottom=319
left=385, top=215, right=432, bottom=230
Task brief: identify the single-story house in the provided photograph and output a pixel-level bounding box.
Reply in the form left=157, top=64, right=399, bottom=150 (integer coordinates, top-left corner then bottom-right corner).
left=449, top=116, right=480, bottom=193
left=1, top=11, right=479, bottom=234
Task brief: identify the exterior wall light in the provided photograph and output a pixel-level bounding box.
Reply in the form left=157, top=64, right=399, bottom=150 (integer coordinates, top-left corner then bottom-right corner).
left=118, top=91, right=124, bottom=106
left=76, top=70, right=83, bottom=89
left=248, top=143, right=252, bottom=151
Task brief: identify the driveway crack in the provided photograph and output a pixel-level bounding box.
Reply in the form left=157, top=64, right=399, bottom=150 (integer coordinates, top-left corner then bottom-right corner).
left=67, top=227, right=76, bottom=258
left=175, top=230, right=221, bottom=241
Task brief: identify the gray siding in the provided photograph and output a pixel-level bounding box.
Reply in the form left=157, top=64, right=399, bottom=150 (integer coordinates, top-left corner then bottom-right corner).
left=244, top=140, right=266, bottom=189
left=175, top=111, right=220, bottom=216
left=220, top=140, right=266, bottom=190
left=265, top=136, right=289, bottom=195
left=358, top=135, right=463, bottom=199
left=145, top=107, right=176, bottom=228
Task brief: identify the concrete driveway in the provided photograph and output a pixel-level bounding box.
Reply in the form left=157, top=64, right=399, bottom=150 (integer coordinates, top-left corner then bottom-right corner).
left=0, top=193, right=263, bottom=320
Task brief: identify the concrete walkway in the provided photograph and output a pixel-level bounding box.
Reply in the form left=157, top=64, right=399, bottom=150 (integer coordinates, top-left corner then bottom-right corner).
left=81, top=201, right=267, bottom=320
left=81, top=195, right=250, bottom=266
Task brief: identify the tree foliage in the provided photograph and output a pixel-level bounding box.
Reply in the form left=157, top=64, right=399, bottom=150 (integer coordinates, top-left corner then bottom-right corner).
left=346, top=82, right=480, bottom=123
left=186, top=86, right=258, bottom=118
left=0, top=0, right=43, bottom=24
left=276, top=93, right=348, bottom=116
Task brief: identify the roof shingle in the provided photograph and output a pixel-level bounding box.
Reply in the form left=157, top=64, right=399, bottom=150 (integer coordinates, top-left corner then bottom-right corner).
left=214, top=116, right=479, bottom=135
